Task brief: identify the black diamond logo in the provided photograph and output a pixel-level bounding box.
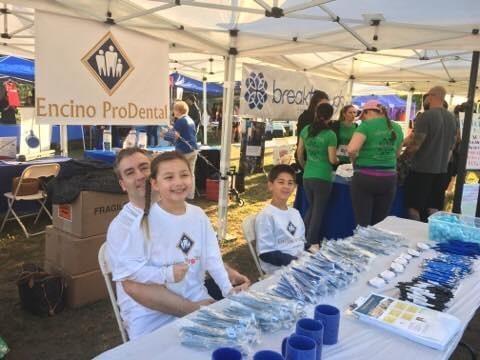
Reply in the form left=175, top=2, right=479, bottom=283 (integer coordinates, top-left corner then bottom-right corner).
left=287, top=221, right=297, bottom=236
left=81, top=32, right=134, bottom=96
left=177, top=233, right=194, bottom=256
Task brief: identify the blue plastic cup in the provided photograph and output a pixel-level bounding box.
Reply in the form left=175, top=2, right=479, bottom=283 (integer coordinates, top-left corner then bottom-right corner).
left=314, top=304, right=340, bottom=345
left=253, top=350, right=285, bottom=360
left=296, top=318, right=324, bottom=360
left=282, top=334, right=317, bottom=360
left=211, top=347, right=242, bottom=360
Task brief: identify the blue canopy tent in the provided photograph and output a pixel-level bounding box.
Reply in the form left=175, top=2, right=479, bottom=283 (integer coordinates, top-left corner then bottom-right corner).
left=353, top=95, right=416, bottom=121
left=0, top=55, right=34, bottom=82
left=0, top=56, right=84, bottom=149
left=170, top=72, right=223, bottom=97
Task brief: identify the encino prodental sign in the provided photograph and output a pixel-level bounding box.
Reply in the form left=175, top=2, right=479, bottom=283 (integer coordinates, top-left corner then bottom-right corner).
left=35, top=11, right=169, bottom=125
left=240, top=63, right=347, bottom=120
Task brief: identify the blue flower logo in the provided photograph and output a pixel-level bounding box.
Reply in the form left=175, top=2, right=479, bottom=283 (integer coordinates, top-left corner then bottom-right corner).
left=244, top=72, right=268, bottom=110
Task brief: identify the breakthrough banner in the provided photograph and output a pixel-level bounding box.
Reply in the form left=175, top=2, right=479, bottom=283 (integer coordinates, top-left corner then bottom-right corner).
left=240, top=63, right=347, bottom=120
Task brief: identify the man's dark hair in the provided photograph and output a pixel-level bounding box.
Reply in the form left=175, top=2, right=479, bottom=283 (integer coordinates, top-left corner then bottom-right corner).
left=113, top=147, right=148, bottom=178
left=184, top=94, right=197, bottom=103
left=268, top=164, right=296, bottom=183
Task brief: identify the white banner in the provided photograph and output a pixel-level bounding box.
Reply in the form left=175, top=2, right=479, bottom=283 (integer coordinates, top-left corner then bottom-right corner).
left=35, top=11, right=169, bottom=125
left=459, top=113, right=480, bottom=170
left=240, top=63, right=347, bottom=120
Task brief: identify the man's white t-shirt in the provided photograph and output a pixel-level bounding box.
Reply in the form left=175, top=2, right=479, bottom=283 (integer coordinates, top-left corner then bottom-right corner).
left=107, top=202, right=232, bottom=340
left=254, top=204, right=306, bottom=274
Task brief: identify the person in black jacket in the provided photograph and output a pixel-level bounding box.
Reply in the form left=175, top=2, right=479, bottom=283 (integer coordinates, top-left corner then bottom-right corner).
left=295, top=90, right=330, bottom=167
left=329, top=104, right=358, bottom=165
left=184, top=94, right=201, bottom=130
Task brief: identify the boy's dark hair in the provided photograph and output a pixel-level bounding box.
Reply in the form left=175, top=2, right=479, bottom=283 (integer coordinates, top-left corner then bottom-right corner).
left=268, top=164, right=296, bottom=183
left=113, top=147, right=148, bottom=178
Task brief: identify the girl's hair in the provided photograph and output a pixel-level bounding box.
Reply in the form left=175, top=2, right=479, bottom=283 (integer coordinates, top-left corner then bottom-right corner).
left=365, top=106, right=397, bottom=142
left=307, top=90, right=329, bottom=113
left=381, top=107, right=397, bottom=141
left=308, top=103, right=334, bottom=138
left=141, top=151, right=191, bottom=241
left=339, top=104, right=355, bottom=122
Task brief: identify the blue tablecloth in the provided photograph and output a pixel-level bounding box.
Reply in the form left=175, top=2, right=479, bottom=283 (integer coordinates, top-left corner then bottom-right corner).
left=84, top=145, right=221, bottom=165
left=0, top=157, right=71, bottom=213
left=294, top=175, right=407, bottom=240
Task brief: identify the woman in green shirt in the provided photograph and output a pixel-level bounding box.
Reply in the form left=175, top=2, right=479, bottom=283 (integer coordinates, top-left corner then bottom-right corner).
left=297, top=103, right=338, bottom=247
left=347, top=100, right=404, bottom=226
left=330, top=104, right=358, bottom=165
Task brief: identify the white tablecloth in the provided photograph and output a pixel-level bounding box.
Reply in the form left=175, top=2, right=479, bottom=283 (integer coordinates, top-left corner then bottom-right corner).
left=95, top=217, right=480, bottom=360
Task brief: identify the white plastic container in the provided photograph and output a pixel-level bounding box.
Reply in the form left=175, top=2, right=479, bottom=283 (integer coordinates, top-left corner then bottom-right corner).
left=123, top=129, right=137, bottom=149
left=103, top=129, right=112, bottom=151
left=137, top=131, right=147, bottom=149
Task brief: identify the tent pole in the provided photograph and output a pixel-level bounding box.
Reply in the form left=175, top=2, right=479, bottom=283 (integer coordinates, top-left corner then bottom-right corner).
left=453, top=51, right=479, bottom=214
left=217, top=31, right=237, bottom=241
left=60, top=124, right=68, bottom=156
left=202, top=77, right=208, bottom=145
left=345, top=57, right=355, bottom=104
left=345, top=77, right=354, bottom=104
left=405, top=89, right=413, bottom=123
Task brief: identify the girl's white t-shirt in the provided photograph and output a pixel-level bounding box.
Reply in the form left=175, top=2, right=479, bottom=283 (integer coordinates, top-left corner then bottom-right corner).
left=107, top=202, right=232, bottom=340
left=255, top=204, right=306, bottom=274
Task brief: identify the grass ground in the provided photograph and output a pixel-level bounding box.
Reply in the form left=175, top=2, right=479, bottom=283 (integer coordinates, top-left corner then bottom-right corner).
left=0, top=143, right=478, bottom=359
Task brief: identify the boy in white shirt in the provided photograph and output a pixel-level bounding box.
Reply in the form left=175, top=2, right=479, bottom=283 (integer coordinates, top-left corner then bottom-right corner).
left=255, top=164, right=306, bottom=274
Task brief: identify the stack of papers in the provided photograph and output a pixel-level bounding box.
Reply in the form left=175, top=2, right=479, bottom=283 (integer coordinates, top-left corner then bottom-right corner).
left=353, top=293, right=461, bottom=350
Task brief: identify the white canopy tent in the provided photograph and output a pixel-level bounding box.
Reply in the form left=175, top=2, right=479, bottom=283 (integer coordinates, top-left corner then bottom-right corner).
left=3, top=0, right=480, bottom=93
left=3, top=0, right=480, bottom=235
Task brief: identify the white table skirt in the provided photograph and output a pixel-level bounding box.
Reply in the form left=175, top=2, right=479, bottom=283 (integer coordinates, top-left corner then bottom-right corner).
left=95, top=217, right=480, bottom=360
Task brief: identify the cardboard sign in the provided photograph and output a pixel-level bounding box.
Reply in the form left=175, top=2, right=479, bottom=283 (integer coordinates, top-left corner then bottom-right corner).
left=459, top=113, right=480, bottom=170
left=0, top=136, right=17, bottom=159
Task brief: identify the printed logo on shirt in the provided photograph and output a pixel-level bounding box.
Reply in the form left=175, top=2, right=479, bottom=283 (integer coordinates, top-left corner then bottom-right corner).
left=177, top=233, right=195, bottom=256
left=287, top=221, right=297, bottom=236
left=81, top=32, right=134, bottom=96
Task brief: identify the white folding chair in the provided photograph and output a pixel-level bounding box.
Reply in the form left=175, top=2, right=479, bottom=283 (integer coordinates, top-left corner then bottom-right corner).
left=98, top=243, right=128, bottom=343
left=242, top=214, right=266, bottom=279
left=0, top=163, right=60, bottom=238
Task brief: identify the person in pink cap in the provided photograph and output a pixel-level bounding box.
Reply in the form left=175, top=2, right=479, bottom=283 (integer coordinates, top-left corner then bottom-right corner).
left=347, top=100, right=404, bottom=226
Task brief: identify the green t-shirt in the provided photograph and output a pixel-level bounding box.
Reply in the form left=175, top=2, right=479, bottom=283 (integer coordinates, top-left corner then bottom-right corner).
left=338, top=122, right=356, bottom=163
left=300, top=126, right=337, bottom=181
left=354, top=117, right=404, bottom=169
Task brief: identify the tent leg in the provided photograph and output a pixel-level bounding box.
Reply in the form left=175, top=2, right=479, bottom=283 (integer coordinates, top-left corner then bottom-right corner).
left=405, top=89, right=413, bottom=124
left=60, top=125, right=68, bottom=156
left=453, top=51, right=479, bottom=214
left=202, top=78, right=208, bottom=145
left=217, top=33, right=237, bottom=241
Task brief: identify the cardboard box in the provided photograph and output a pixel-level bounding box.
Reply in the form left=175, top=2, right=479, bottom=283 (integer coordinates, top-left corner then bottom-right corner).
left=52, top=191, right=128, bottom=238
left=43, top=264, right=108, bottom=308
left=65, top=270, right=107, bottom=308
left=45, top=226, right=105, bottom=275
